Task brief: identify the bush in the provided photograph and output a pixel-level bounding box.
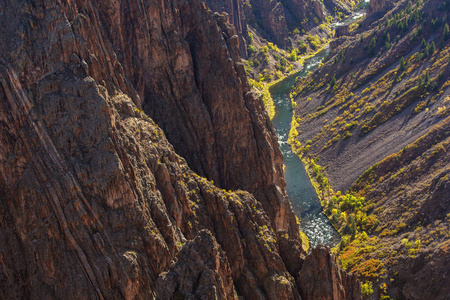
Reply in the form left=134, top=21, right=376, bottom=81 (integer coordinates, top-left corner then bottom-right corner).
left=289, top=50, right=298, bottom=61
left=247, top=44, right=256, bottom=56
left=361, top=282, right=374, bottom=297
left=343, top=131, right=353, bottom=140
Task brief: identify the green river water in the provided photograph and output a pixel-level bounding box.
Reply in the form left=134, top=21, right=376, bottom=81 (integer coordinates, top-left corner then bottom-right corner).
left=269, top=47, right=340, bottom=248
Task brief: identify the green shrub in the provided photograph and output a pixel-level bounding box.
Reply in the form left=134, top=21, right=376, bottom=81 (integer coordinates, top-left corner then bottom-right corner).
left=247, top=44, right=256, bottom=56
left=361, top=282, right=373, bottom=297
left=343, top=131, right=353, bottom=140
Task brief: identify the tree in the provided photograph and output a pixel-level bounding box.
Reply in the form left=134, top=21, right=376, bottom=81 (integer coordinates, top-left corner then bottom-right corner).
left=385, top=41, right=391, bottom=51
left=368, top=36, right=377, bottom=56
left=420, top=38, right=426, bottom=49
left=444, top=23, right=449, bottom=40
left=399, top=56, right=405, bottom=71
left=425, top=43, right=431, bottom=56
left=330, top=75, right=337, bottom=87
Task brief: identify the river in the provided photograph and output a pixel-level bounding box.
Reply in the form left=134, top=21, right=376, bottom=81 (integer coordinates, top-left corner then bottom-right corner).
left=270, top=47, right=341, bottom=248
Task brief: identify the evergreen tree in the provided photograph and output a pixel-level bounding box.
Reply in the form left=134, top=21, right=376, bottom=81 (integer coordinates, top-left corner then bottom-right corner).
left=444, top=23, right=449, bottom=40
left=368, top=36, right=377, bottom=56
left=407, top=0, right=412, bottom=13
left=399, top=57, right=405, bottom=71
left=425, top=43, right=431, bottom=56
left=420, top=38, right=426, bottom=49
left=330, top=75, right=337, bottom=87
left=424, top=70, right=430, bottom=84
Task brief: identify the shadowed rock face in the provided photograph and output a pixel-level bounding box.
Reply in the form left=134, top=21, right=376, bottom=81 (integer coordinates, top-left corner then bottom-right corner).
left=0, top=0, right=360, bottom=299
left=297, top=247, right=361, bottom=300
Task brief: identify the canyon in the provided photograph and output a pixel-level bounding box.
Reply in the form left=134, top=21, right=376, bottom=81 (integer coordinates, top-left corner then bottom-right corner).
left=0, top=0, right=361, bottom=299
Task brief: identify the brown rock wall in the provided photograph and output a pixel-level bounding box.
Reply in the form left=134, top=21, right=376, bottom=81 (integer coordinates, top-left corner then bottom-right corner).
left=297, top=247, right=361, bottom=300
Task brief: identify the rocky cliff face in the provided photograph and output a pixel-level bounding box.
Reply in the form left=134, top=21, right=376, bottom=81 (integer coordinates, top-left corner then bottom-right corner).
left=367, top=0, right=393, bottom=16
left=0, top=0, right=360, bottom=298
left=244, top=0, right=291, bottom=47
left=205, top=0, right=348, bottom=51
left=205, top=0, right=249, bottom=56
left=297, top=247, right=361, bottom=300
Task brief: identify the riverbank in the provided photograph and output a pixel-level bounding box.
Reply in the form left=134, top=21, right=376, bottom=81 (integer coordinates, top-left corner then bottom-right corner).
left=281, top=9, right=368, bottom=246
left=269, top=47, right=340, bottom=248
left=251, top=43, right=331, bottom=120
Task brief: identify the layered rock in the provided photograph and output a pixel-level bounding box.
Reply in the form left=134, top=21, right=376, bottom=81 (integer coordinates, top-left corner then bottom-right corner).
left=205, top=0, right=249, bottom=56
left=0, top=0, right=360, bottom=298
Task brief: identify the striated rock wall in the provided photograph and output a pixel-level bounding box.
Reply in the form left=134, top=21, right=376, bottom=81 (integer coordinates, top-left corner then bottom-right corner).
left=0, top=0, right=360, bottom=298
left=79, top=0, right=297, bottom=237
left=205, top=0, right=249, bottom=56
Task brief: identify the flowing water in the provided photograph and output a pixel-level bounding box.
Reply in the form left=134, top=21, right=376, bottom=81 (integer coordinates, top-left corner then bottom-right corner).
left=270, top=47, right=341, bottom=248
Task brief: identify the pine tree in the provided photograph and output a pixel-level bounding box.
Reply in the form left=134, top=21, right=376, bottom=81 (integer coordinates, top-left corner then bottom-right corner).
left=425, top=43, right=431, bottom=56
left=420, top=38, right=426, bottom=49
left=444, top=23, right=449, bottom=40
left=368, top=36, right=377, bottom=56
left=399, top=57, right=405, bottom=71
left=424, top=70, right=430, bottom=84
left=330, top=75, right=337, bottom=87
